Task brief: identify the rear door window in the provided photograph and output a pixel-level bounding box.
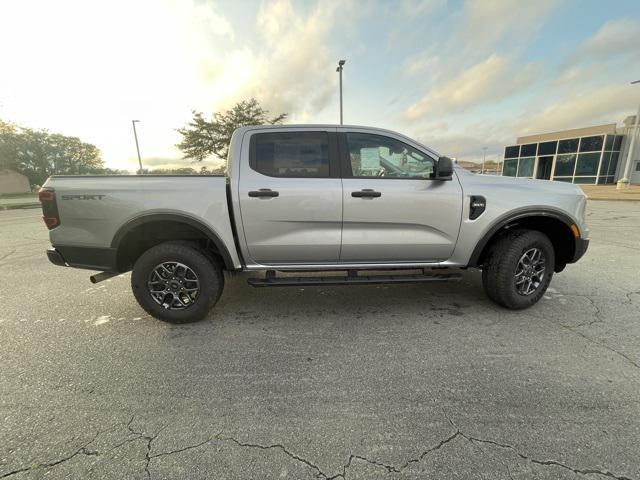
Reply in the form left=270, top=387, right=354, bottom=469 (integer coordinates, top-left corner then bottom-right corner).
left=250, top=132, right=330, bottom=178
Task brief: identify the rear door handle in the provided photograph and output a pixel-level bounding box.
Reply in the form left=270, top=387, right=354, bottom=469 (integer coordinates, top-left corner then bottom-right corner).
left=248, top=189, right=279, bottom=198
left=352, top=189, right=382, bottom=198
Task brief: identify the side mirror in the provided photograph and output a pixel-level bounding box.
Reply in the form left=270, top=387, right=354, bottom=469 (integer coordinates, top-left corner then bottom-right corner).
left=434, top=156, right=453, bottom=180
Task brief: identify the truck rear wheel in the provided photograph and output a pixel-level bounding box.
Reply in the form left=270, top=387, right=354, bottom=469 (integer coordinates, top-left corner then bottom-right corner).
left=482, top=229, right=554, bottom=310
left=131, top=242, right=223, bottom=323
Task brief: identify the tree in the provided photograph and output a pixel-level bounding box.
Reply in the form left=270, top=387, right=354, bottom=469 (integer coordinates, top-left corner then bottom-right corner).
left=0, top=119, right=103, bottom=185
left=176, top=98, right=287, bottom=163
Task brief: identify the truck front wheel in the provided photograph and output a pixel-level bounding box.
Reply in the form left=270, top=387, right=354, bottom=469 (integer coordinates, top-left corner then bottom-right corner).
left=131, top=242, right=224, bottom=323
left=482, top=230, right=554, bottom=310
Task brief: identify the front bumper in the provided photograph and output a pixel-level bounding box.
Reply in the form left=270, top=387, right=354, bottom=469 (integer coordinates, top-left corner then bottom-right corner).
left=47, top=247, right=67, bottom=267
left=571, top=237, right=589, bottom=263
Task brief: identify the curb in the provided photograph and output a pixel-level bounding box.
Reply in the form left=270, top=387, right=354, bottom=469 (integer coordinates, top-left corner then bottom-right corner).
left=0, top=203, right=41, bottom=211
left=586, top=197, right=640, bottom=202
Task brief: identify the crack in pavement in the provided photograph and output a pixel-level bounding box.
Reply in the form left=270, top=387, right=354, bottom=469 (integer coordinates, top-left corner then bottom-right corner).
left=0, top=426, right=105, bottom=479
left=1, top=415, right=636, bottom=480
left=0, top=249, right=16, bottom=265
left=526, top=300, right=640, bottom=371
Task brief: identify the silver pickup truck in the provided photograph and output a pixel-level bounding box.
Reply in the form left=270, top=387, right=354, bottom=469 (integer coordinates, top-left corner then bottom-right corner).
left=40, top=125, right=589, bottom=323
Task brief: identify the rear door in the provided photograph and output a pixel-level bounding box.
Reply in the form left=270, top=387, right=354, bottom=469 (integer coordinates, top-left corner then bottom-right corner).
left=339, top=130, right=463, bottom=263
left=238, top=128, right=342, bottom=265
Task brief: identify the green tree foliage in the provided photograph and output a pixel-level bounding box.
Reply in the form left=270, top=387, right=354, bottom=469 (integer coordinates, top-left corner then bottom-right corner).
left=176, top=98, right=286, bottom=162
left=0, top=119, right=103, bottom=185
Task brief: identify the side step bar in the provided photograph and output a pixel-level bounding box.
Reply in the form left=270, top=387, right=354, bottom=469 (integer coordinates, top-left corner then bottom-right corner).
left=248, top=269, right=462, bottom=287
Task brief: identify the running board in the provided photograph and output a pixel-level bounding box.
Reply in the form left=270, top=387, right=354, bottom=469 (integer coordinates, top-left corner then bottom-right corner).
left=247, top=270, right=462, bottom=287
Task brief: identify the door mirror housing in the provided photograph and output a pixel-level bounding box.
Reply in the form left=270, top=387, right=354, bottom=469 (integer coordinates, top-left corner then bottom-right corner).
left=434, top=156, right=453, bottom=180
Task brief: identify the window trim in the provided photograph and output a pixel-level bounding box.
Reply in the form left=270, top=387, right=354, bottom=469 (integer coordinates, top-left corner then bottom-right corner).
left=248, top=131, right=340, bottom=179
left=338, top=132, right=438, bottom=180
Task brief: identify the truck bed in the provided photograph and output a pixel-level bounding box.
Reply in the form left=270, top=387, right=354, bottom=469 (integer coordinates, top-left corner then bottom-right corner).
left=42, top=175, right=241, bottom=270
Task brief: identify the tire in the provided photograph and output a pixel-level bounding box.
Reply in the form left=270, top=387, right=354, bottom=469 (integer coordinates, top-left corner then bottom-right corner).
left=131, top=242, right=224, bottom=323
left=482, top=229, right=554, bottom=310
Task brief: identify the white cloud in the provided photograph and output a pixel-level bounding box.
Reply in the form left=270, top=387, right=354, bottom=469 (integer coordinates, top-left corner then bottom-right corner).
left=515, top=84, right=640, bottom=136
left=209, top=0, right=348, bottom=121
left=456, top=0, right=559, bottom=54
left=400, top=0, right=447, bottom=15
left=577, top=18, right=640, bottom=58
left=405, top=55, right=537, bottom=119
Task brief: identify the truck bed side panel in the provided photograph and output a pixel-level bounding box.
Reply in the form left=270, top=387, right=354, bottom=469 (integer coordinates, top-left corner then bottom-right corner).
left=43, top=176, right=241, bottom=270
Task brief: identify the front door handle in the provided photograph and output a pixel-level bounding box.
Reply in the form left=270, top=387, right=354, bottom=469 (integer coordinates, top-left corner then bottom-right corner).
left=352, top=189, right=381, bottom=198
left=249, top=189, right=279, bottom=198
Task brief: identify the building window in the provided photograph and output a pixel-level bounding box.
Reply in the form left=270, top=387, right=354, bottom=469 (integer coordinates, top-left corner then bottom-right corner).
left=558, top=138, right=579, bottom=154
left=554, top=154, right=576, bottom=177
left=517, top=157, right=535, bottom=177
left=573, top=176, right=598, bottom=184
left=613, top=135, right=623, bottom=151
left=503, top=159, right=518, bottom=176
left=599, top=152, right=611, bottom=176
left=538, top=141, right=557, bottom=156
left=504, top=145, right=520, bottom=158
left=579, top=135, right=603, bottom=152
left=608, top=151, right=620, bottom=175
left=520, top=144, right=537, bottom=157
left=575, top=152, right=600, bottom=176
left=604, top=135, right=614, bottom=151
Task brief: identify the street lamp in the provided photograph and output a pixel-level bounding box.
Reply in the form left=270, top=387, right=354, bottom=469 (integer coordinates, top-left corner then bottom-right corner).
left=481, top=146, right=488, bottom=174
left=617, top=79, right=640, bottom=189
left=336, top=60, right=346, bottom=125
left=132, top=120, right=143, bottom=174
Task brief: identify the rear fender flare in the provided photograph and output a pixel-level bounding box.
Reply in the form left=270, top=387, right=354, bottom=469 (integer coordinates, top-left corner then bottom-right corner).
left=111, top=213, right=235, bottom=270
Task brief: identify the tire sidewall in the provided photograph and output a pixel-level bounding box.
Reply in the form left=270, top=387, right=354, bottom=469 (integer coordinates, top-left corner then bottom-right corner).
left=131, top=243, right=222, bottom=323
left=501, top=232, right=554, bottom=309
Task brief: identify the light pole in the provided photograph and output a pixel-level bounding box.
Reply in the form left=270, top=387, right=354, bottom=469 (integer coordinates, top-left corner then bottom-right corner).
left=481, top=146, right=488, bottom=174
left=617, top=79, right=640, bottom=189
left=336, top=60, right=345, bottom=125
left=132, top=120, right=143, bottom=174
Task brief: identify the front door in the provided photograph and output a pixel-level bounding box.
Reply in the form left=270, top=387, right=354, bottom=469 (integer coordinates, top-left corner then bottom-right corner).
left=238, top=129, right=342, bottom=265
left=339, top=131, right=463, bottom=263
left=536, top=156, right=553, bottom=180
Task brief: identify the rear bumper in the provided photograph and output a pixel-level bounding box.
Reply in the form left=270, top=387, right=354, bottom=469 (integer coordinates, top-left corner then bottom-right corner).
left=47, top=246, right=118, bottom=271
left=571, top=238, right=589, bottom=263
left=47, top=248, right=67, bottom=267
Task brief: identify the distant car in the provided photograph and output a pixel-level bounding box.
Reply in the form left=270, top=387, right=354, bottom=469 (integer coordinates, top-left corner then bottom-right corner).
left=40, top=125, right=589, bottom=323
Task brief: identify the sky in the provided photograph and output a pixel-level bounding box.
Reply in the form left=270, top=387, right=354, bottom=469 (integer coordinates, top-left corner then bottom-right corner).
left=1, top=0, right=640, bottom=170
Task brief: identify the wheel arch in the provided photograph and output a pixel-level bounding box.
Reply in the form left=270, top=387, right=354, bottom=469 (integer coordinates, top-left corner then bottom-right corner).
left=111, top=213, right=235, bottom=272
left=468, top=208, right=579, bottom=272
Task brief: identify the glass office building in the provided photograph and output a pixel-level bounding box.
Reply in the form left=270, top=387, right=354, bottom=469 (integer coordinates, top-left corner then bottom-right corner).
left=503, top=132, right=624, bottom=184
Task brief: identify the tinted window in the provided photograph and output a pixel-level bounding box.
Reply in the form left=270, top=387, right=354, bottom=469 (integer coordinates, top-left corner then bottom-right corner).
left=579, top=135, right=603, bottom=152
left=575, top=152, right=600, bottom=176
left=558, top=138, right=579, bottom=154
left=604, top=135, right=614, bottom=151
left=252, top=132, right=329, bottom=177
left=573, top=177, right=597, bottom=184
left=520, top=144, right=537, bottom=157
left=504, top=146, right=520, bottom=158
left=538, top=141, right=557, bottom=156
left=554, top=154, right=576, bottom=176
left=608, top=152, right=619, bottom=175
left=599, top=152, right=611, bottom=176
left=613, top=135, right=623, bottom=151
left=517, top=157, right=535, bottom=177
left=345, top=133, right=434, bottom=178
left=503, top=159, right=517, bottom=176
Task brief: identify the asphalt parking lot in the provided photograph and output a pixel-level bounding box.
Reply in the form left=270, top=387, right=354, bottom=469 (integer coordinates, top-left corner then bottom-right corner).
left=1, top=202, right=639, bottom=480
